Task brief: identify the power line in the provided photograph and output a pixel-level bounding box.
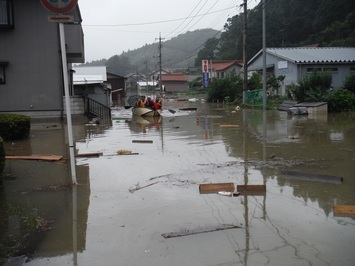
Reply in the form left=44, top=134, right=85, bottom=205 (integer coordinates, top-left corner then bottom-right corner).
left=82, top=7, right=235, bottom=27
left=164, top=0, right=205, bottom=39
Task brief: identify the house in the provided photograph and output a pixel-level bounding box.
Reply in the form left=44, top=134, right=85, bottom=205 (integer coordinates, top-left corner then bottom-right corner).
left=210, top=60, right=244, bottom=79
left=0, top=0, right=84, bottom=118
left=108, top=72, right=126, bottom=103
left=137, top=81, right=157, bottom=91
left=248, top=47, right=355, bottom=95
left=159, top=73, right=188, bottom=93
left=149, top=69, right=170, bottom=85
left=72, top=66, right=112, bottom=111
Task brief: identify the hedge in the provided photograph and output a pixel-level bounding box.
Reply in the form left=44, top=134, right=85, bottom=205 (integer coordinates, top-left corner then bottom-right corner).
left=0, top=114, right=31, bottom=141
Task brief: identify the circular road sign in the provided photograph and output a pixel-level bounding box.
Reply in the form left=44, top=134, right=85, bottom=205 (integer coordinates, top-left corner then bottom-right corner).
left=40, top=0, right=78, bottom=14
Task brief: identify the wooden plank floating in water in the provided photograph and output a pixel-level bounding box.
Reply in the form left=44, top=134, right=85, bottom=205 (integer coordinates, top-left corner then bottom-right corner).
left=333, top=205, right=355, bottom=216
left=220, top=124, right=239, bottom=128
left=75, top=152, right=103, bottom=158
left=237, top=185, right=266, bottom=195
left=162, top=224, right=242, bottom=239
left=179, top=107, right=197, bottom=111
left=132, top=140, right=153, bottom=144
left=5, top=155, right=63, bottom=161
left=199, top=183, right=235, bottom=194
left=281, top=171, right=343, bottom=184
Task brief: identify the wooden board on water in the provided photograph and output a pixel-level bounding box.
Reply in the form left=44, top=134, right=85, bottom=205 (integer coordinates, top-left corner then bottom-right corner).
left=237, top=185, right=266, bottom=195
left=333, top=205, right=355, bottom=216
left=75, top=152, right=103, bottom=158
left=132, top=140, right=153, bottom=143
left=220, top=124, right=239, bottom=128
left=5, top=155, right=63, bottom=161
left=199, top=183, right=235, bottom=194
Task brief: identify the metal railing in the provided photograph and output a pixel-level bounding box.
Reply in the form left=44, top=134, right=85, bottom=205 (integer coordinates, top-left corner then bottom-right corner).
left=85, top=96, right=111, bottom=122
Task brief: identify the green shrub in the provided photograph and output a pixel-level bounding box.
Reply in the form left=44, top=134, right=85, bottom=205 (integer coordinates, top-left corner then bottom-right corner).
left=0, top=114, right=31, bottom=141
left=343, top=72, right=355, bottom=94
left=248, top=72, right=262, bottom=91
left=324, top=89, right=355, bottom=112
left=207, top=74, right=243, bottom=103
left=287, top=71, right=332, bottom=102
left=0, top=136, right=4, bottom=176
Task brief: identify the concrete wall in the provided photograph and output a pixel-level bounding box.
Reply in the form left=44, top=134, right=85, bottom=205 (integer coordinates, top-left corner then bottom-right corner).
left=248, top=52, right=354, bottom=95
left=0, top=0, right=84, bottom=118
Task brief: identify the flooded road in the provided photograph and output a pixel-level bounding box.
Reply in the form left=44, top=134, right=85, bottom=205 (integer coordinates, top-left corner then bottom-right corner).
left=1, top=99, right=355, bottom=265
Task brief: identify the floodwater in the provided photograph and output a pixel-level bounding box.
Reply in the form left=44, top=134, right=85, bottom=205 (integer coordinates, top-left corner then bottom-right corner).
left=1, top=98, right=355, bottom=266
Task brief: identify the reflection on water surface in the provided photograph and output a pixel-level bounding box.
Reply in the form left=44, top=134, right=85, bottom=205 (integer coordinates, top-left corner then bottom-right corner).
left=1, top=102, right=354, bottom=265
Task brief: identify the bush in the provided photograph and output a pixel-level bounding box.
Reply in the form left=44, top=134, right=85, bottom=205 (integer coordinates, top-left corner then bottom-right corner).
left=287, top=71, right=332, bottom=102
left=324, top=89, right=355, bottom=112
left=207, top=74, right=243, bottom=103
left=0, top=136, right=4, bottom=176
left=343, top=72, right=355, bottom=94
left=0, top=114, right=31, bottom=141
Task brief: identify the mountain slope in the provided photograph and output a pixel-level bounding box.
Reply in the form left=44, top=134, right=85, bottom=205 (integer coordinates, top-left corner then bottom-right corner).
left=81, top=29, right=219, bottom=76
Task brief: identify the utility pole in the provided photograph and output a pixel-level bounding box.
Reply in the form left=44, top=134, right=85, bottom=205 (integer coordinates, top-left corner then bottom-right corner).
left=262, top=0, right=267, bottom=110
left=145, top=60, right=149, bottom=91
left=156, top=33, right=164, bottom=95
left=242, top=0, right=248, bottom=105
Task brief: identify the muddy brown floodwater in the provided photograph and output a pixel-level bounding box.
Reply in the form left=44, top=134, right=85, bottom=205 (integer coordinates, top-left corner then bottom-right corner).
left=1, top=99, right=355, bottom=266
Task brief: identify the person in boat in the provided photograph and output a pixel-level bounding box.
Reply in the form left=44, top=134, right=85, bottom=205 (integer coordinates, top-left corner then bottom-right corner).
left=136, top=96, right=146, bottom=107
left=153, top=97, right=162, bottom=110
left=146, top=97, right=154, bottom=109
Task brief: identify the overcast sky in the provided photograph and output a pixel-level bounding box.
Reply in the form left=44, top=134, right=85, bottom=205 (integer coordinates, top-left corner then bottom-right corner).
left=79, top=0, right=259, bottom=62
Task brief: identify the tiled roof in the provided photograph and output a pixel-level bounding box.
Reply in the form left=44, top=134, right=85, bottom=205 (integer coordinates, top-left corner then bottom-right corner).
left=266, top=47, right=355, bottom=63
left=212, top=60, right=243, bottom=71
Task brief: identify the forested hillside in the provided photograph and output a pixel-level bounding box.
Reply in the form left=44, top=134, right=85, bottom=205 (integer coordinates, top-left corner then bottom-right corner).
left=80, top=29, right=219, bottom=76
left=195, top=0, right=355, bottom=66
left=81, top=0, right=355, bottom=76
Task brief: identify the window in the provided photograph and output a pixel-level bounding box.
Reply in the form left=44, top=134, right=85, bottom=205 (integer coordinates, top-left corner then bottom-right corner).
left=307, top=67, right=338, bottom=73
left=0, top=61, right=8, bottom=84
left=0, top=0, right=14, bottom=28
left=307, top=68, right=322, bottom=73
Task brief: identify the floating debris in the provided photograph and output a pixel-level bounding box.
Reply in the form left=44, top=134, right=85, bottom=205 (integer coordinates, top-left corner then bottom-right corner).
left=281, top=170, right=343, bottom=184
left=116, top=150, right=133, bottom=155
left=333, top=205, right=355, bottom=217
left=5, top=155, right=63, bottom=161
left=199, top=183, right=235, bottom=194
left=237, top=185, right=266, bottom=195
left=75, top=152, right=103, bottom=158
left=132, top=140, right=153, bottom=144
left=220, top=124, right=239, bottom=128
left=217, top=191, right=240, bottom=197
left=162, top=224, right=242, bottom=239
left=128, top=181, right=159, bottom=193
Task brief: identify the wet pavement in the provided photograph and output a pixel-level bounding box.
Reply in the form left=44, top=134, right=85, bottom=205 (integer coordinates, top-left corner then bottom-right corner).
left=1, top=99, right=355, bottom=265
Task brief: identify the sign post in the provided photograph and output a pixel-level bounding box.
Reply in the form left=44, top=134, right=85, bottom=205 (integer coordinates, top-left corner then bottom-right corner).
left=40, top=0, right=78, bottom=184
left=202, top=60, right=209, bottom=88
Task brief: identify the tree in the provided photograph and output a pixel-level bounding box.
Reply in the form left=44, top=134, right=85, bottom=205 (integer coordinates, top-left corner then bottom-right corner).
left=194, top=37, right=219, bottom=67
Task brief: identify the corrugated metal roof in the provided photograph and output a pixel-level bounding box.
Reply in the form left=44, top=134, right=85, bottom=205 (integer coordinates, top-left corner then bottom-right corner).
left=73, top=75, right=103, bottom=85
left=267, top=47, right=355, bottom=64
left=161, top=73, right=187, bottom=81
left=73, top=66, right=107, bottom=81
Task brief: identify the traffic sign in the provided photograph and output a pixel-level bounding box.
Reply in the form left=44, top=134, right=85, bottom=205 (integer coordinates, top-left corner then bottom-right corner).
left=48, top=15, right=74, bottom=22
left=202, top=72, right=209, bottom=88
left=202, top=60, right=208, bottom=73
left=40, top=0, right=78, bottom=14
